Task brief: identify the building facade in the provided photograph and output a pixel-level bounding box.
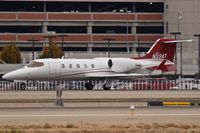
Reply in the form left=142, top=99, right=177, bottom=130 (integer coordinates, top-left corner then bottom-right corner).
left=0, top=0, right=199, bottom=75
left=164, top=0, right=200, bottom=64
left=0, top=0, right=164, bottom=58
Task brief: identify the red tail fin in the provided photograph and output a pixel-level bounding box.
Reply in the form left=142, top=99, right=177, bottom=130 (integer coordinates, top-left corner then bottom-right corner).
left=135, top=38, right=176, bottom=62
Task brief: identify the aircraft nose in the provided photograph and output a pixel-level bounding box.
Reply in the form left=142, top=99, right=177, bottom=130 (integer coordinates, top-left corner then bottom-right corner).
left=2, top=73, right=9, bottom=80
left=2, top=68, right=27, bottom=80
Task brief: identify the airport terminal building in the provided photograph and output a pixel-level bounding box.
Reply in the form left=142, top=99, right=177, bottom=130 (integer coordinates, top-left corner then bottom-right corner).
left=0, top=0, right=199, bottom=74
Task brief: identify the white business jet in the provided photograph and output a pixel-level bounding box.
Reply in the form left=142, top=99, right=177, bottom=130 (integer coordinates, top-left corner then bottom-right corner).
left=2, top=38, right=191, bottom=90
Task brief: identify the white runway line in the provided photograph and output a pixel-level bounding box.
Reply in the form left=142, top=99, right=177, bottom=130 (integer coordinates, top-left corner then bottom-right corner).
left=0, top=114, right=200, bottom=118
left=0, top=114, right=129, bottom=118
left=136, top=114, right=200, bottom=116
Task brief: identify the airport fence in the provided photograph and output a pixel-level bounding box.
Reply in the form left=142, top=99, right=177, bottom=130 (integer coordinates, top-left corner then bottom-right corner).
left=0, top=78, right=200, bottom=91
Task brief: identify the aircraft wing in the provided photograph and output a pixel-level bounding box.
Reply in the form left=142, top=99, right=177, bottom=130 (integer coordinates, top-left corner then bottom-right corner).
left=85, top=72, right=161, bottom=79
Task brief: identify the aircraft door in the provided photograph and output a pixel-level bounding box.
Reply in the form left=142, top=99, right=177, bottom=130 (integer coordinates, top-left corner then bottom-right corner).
left=49, top=62, right=61, bottom=75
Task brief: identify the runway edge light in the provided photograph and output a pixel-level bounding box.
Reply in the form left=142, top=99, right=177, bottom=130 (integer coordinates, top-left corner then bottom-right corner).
left=130, top=105, right=135, bottom=117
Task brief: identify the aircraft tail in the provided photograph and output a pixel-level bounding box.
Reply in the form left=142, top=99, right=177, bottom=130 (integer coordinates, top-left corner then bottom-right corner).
left=135, top=38, right=175, bottom=62
left=134, top=38, right=192, bottom=62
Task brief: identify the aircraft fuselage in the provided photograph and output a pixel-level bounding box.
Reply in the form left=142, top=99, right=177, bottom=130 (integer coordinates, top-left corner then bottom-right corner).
left=2, top=57, right=172, bottom=81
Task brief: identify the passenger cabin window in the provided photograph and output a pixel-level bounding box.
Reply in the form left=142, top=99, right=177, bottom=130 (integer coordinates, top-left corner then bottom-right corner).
left=84, top=64, right=87, bottom=68
left=77, top=64, right=80, bottom=68
left=62, top=64, right=65, bottom=69
left=69, top=64, right=72, bottom=68
left=91, top=64, right=95, bottom=68
left=27, top=61, right=44, bottom=67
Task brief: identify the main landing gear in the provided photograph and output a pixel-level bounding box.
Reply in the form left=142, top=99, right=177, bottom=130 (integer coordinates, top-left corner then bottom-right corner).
left=84, top=80, right=112, bottom=90
left=84, top=81, right=94, bottom=90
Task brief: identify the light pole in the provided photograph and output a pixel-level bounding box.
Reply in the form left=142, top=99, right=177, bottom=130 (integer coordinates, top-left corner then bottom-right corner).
left=180, top=41, right=183, bottom=78
left=169, top=12, right=182, bottom=78
left=27, top=39, right=39, bottom=60
left=170, top=32, right=181, bottom=78
left=138, top=39, right=140, bottom=57
left=123, top=8, right=131, bottom=53
left=103, top=38, right=115, bottom=58
left=58, top=34, right=68, bottom=57
left=194, top=34, right=200, bottom=77
left=178, top=12, right=182, bottom=77
left=178, top=12, right=182, bottom=34
left=44, top=35, right=57, bottom=45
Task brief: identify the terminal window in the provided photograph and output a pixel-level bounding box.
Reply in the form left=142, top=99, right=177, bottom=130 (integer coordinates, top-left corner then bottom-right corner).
left=136, top=26, right=164, bottom=34
left=92, top=26, right=131, bottom=34
left=0, top=26, right=42, bottom=33
left=91, top=2, right=133, bottom=12
left=46, top=2, right=89, bottom=12
left=47, top=26, right=87, bottom=34
left=0, top=1, right=164, bottom=13
left=0, top=2, right=43, bottom=12
left=92, top=47, right=127, bottom=52
left=135, top=2, right=164, bottom=13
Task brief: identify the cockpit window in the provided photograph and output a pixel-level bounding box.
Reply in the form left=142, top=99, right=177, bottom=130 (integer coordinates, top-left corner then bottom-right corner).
left=27, top=61, right=44, bottom=67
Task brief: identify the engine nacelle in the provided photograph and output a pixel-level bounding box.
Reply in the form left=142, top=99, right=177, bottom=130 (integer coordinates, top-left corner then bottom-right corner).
left=108, top=58, right=141, bottom=73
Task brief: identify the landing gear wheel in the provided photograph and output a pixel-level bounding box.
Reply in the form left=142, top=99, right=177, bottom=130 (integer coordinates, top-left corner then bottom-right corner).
left=20, top=83, right=27, bottom=90
left=103, top=84, right=111, bottom=90
left=85, top=82, right=94, bottom=90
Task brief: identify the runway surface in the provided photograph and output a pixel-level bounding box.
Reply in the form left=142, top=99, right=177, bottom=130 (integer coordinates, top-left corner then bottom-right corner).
left=0, top=90, right=199, bottom=108
left=0, top=90, right=200, bottom=99
left=0, top=91, right=199, bottom=125
left=0, top=107, right=200, bottom=125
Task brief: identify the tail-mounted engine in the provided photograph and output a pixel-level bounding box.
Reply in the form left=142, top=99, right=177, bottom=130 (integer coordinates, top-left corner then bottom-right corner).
left=108, top=59, right=113, bottom=68
left=107, top=58, right=141, bottom=73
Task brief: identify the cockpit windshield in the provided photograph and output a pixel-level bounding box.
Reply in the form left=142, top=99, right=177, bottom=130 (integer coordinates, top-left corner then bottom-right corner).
left=27, top=61, right=44, bottom=67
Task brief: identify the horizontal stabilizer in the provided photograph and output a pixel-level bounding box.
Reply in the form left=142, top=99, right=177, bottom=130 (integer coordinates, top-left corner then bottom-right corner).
left=163, top=39, right=192, bottom=44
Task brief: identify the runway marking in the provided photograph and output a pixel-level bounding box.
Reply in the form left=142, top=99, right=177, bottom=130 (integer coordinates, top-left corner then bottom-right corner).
left=136, top=114, right=200, bottom=116
left=0, top=114, right=129, bottom=117
left=0, top=114, right=200, bottom=118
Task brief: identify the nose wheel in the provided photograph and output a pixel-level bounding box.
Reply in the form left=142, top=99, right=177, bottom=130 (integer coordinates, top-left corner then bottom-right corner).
left=20, top=82, right=27, bottom=90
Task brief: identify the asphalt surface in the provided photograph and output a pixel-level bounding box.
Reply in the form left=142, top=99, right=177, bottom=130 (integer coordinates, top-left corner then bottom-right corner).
left=0, top=90, right=199, bottom=108
left=0, top=107, right=199, bottom=125
left=0, top=90, right=199, bottom=99
left=0, top=91, right=199, bottom=125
